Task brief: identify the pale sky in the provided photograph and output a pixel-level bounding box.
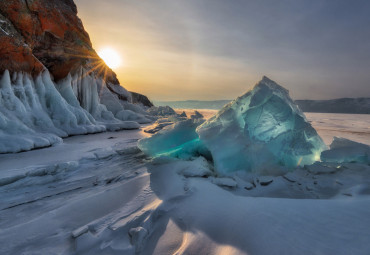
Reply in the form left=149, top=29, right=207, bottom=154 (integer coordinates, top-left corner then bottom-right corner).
left=75, top=0, right=370, bottom=101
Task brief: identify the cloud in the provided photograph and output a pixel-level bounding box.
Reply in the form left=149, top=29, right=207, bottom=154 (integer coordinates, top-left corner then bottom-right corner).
left=75, top=0, right=370, bottom=100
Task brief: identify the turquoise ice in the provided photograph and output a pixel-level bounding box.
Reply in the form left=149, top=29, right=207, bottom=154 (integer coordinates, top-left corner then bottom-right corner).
left=139, top=76, right=327, bottom=175
left=138, top=119, right=210, bottom=159
left=197, top=76, right=327, bottom=175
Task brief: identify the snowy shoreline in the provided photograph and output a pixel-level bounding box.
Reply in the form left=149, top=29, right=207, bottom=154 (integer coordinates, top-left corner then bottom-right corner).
left=1, top=96, right=370, bottom=254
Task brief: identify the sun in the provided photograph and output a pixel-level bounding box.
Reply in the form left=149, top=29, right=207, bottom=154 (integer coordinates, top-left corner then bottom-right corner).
left=98, top=47, right=122, bottom=69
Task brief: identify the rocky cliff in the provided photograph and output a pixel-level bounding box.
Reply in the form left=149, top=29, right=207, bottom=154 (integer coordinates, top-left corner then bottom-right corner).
left=0, top=0, right=153, bottom=153
left=0, top=0, right=150, bottom=103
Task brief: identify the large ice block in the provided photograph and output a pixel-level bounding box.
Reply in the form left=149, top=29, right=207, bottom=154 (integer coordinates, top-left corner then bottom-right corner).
left=197, top=76, right=327, bottom=175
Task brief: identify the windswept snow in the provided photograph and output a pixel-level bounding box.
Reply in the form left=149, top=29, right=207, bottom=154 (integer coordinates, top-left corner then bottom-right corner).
left=1, top=118, right=370, bottom=254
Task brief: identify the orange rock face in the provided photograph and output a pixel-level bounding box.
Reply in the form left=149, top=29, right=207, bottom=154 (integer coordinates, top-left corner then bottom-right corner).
left=0, top=0, right=118, bottom=83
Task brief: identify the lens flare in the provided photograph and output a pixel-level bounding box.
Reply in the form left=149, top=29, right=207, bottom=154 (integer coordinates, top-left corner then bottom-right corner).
left=98, top=48, right=121, bottom=69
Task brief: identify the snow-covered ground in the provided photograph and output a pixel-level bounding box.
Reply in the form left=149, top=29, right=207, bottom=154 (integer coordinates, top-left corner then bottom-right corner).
left=1, top=113, right=370, bottom=254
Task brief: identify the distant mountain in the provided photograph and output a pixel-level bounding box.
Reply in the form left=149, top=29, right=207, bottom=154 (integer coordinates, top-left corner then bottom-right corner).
left=155, top=98, right=370, bottom=114
left=295, top=98, right=370, bottom=114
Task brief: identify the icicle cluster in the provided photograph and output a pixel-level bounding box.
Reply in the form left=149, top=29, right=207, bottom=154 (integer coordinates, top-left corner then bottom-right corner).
left=0, top=69, right=151, bottom=153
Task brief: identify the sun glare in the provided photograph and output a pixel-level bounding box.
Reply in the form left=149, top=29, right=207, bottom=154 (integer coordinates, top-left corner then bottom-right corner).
left=98, top=48, right=122, bottom=69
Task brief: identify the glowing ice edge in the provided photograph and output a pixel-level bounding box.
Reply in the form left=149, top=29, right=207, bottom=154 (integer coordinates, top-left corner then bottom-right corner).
left=139, top=77, right=328, bottom=175
left=0, top=69, right=151, bottom=153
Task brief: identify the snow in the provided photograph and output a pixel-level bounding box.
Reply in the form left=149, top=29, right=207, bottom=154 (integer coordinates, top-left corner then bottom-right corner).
left=1, top=119, right=370, bottom=254
left=209, top=176, right=238, bottom=188
left=177, top=156, right=213, bottom=177
left=1, top=71, right=370, bottom=254
left=0, top=69, right=152, bottom=153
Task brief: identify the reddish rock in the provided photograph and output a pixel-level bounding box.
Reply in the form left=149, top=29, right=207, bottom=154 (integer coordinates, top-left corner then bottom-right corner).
left=0, top=12, right=44, bottom=74
left=0, top=0, right=154, bottom=104
left=0, top=0, right=117, bottom=83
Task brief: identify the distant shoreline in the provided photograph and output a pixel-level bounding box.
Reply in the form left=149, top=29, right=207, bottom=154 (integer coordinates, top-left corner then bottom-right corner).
left=155, top=98, right=370, bottom=114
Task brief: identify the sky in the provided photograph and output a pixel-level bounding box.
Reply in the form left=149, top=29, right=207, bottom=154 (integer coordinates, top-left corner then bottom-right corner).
left=75, top=0, right=370, bottom=101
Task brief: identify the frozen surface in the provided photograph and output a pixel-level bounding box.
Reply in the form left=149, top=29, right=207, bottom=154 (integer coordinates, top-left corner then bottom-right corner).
left=1, top=72, right=370, bottom=254
left=305, top=112, right=370, bottom=145
left=1, top=124, right=370, bottom=254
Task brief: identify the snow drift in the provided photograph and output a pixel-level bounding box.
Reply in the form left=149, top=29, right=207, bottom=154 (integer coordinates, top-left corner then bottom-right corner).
left=0, top=69, right=151, bottom=153
left=139, top=76, right=327, bottom=175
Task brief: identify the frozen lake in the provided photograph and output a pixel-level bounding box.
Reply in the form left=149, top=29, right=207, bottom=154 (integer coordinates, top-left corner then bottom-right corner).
left=1, top=112, right=370, bottom=254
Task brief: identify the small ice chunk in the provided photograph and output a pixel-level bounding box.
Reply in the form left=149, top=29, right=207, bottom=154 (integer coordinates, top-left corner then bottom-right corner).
left=147, top=106, right=177, bottom=116
left=93, top=148, right=117, bottom=159
left=283, top=172, right=298, bottom=183
left=257, top=176, right=274, bottom=186
left=191, top=110, right=204, bottom=119
left=321, top=137, right=370, bottom=164
left=209, top=177, right=237, bottom=188
left=138, top=119, right=210, bottom=159
left=178, top=111, right=187, bottom=118
left=178, top=157, right=213, bottom=177
left=244, top=182, right=254, bottom=190
left=72, top=225, right=89, bottom=238
left=144, top=122, right=173, bottom=134
left=129, top=227, right=148, bottom=252
left=114, top=144, right=141, bottom=155
left=305, top=162, right=339, bottom=174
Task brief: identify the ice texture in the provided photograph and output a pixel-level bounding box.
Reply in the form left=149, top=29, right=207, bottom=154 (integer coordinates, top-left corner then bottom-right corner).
left=196, top=76, right=327, bottom=174
left=0, top=69, right=151, bottom=153
left=321, top=137, right=370, bottom=164
left=138, top=119, right=210, bottom=159
left=197, top=76, right=327, bottom=175
left=138, top=77, right=326, bottom=175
